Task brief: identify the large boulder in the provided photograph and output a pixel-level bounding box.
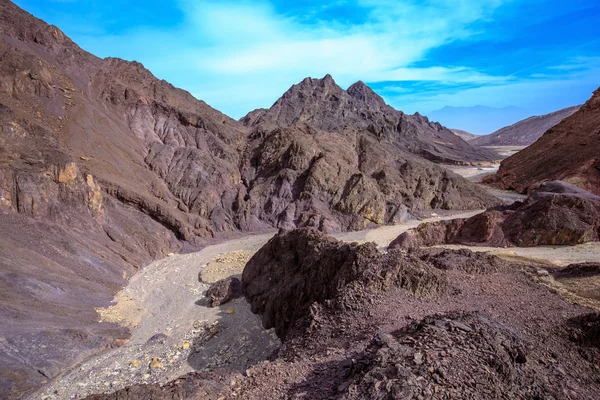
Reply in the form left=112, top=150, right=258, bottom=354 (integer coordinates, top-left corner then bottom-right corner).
left=391, top=181, right=600, bottom=250
left=242, top=228, right=446, bottom=339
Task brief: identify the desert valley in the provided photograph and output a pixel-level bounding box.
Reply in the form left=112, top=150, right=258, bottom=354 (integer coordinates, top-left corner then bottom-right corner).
left=1, top=0, right=599, bottom=399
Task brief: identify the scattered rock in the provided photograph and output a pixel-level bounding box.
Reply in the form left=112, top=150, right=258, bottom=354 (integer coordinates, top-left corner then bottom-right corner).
left=410, top=248, right=509, bottom=274
left=340, top=313, right=540, bottom=399
left=146, top=333, right=169, bottom=344
left=205, top=277, right=242, bottom=307
left=243, top=228, right=446, bottom=339
left=149, top=357, right=162, bottom=369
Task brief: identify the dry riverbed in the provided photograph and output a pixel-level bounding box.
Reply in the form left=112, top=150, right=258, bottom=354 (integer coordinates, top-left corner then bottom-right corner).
left=31, top=207, right=600, bottom=399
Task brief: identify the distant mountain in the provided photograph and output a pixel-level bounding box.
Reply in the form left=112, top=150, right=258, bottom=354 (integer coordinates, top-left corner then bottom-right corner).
left=243, top=76, right=499, bottom=165
left=451, top=129, right=478, bottom=142
left=470, top=106, right=581, bottom=146
left=429, top=105, right=531, bottom=135
left=489, top=89, right=600, bottom=195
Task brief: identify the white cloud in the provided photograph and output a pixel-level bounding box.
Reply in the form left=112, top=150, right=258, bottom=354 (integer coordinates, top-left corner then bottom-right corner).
left=74, top=0, right=519, bottom=117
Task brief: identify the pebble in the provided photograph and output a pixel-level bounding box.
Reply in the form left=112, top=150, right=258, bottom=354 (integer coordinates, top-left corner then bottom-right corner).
left=150, top=357, right=163, bottom=369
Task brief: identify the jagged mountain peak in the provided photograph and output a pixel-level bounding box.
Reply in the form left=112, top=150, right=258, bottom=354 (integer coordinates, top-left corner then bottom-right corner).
left=242, top=75, right=499, bottom=164
left=347, top=80, right=387, bottom=108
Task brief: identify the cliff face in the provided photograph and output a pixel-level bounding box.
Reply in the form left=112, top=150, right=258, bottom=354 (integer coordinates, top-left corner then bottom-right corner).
left=470, top=105, right=581, bottom=147
left=0, top=1, right=249, bottom=396
left=0, top=1, right=501, bottom=397
left=489, top=89, right=600, bottom=195
left=242, top=76, right=500, bottom=165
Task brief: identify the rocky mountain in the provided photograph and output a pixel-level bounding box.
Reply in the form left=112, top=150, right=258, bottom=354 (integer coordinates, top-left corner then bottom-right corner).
left=451, top=128, right=478, bottom=141
left=242, top=76, right=500, bottom=165
left=469, top=105, right=581, bottom=146
left=0, top=1, right=501, bottom=398
left=488, top=89, right=600, bottom=195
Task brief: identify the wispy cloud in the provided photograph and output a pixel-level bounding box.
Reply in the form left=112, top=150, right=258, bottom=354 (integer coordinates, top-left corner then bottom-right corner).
left=18, top=0, right=600, bottom=119
left=63, top=0, right=512, bottom=117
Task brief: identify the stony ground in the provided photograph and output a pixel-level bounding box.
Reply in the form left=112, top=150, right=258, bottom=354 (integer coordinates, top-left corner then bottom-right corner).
left=30, top=207, right=600, bottom=399
left=30, top=210, right=482, bottom=399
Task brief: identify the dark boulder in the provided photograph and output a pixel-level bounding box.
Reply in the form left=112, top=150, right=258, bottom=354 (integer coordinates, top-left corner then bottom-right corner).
left=243, top=228, right=446, bottom=339
left=205, top=277, right=242, bottom=307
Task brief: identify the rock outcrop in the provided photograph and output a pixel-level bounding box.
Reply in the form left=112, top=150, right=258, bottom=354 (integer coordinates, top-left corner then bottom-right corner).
left=242, top=76, right=500, bottom=165
left=488, top=89, right=600, bottom=195
left=391, top=181, right=600, bottom=250
left=238, top=124, right=499, bottom=232
left=470, top=105, right=580, bottom=146
left=205, top=277, right=242, bottom=307
left=243, top=228, right=446, bottom=339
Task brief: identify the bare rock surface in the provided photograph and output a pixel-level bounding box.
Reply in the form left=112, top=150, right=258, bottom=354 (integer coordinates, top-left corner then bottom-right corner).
left=488, top=88, right=600, bottom=195
left=391, top=181, right=600, bottom=250
left=239, top=124, right=499, bottom=232
left=242, top=76, right=500, bottom=165
left=0, top=2, right=506, bottom=396
left=205, top=277, right=242, bottom=307
left=243, top=228, right=446, bottom=339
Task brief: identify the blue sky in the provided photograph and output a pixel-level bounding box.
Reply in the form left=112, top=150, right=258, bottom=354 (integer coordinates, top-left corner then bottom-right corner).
left=14, top=0, right=600, bottom=131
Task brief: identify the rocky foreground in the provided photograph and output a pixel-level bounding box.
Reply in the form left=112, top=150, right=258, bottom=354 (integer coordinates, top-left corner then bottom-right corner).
left=86, top=228, right=600, bottom=399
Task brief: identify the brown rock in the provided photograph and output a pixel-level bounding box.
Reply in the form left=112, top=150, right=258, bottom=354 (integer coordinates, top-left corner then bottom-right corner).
left=391, top=181, right=600, bottom=249
left=242, top=76, right=499, bottom=165
left=488, top=89, right=600, bottom=195
left=205, top=277, right=242, bottom=307
left=243, top=228, right=446, bottom=339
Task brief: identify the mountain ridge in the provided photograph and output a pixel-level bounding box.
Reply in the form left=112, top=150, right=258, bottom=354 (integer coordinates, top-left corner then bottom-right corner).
left=470, top=105, right=581, bottom=146
left=488, top=89, right=600, bottom=195
left=242, top=74, right=500, bottom=165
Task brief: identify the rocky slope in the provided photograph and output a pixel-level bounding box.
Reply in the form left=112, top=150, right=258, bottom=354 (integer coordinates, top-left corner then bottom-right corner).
left=238, top=123, right=498, bottom=232
left=488, top=89, right=599, bottom=195
left=390, top=181, right=600, bottom=250
left=0, top=1, right=502, bottom=398
left=87, top=228, right=600, bottom=399
left=470, top=105, right=580, bottom=146
left=451, top=128, right=478, bottom=142
left=242, top=76, right=500, bottom=165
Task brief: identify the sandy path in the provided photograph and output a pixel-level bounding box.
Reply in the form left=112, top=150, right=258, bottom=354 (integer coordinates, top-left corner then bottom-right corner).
left=33, top=205, right=600, bottom=399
